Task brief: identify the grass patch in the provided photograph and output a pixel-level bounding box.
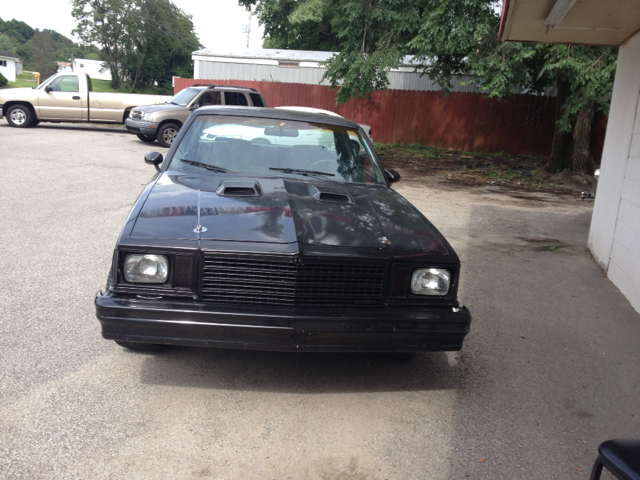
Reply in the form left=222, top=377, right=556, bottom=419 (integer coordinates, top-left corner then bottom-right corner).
left=3, top=72, right=39, bottom=89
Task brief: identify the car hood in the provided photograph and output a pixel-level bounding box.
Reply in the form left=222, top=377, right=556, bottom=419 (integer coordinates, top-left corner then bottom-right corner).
left=134, top=103, right=185, bottom=113
left=128, top=172, right=450, bottom=255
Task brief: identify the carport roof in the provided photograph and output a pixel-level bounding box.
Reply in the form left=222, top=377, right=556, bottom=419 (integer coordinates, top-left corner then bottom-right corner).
left=499, top=0, right=640, bottom=46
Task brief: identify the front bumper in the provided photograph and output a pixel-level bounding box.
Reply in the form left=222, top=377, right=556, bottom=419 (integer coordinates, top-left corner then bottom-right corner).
left=95, top=292, right=472, bottom=352
left=125, top=118, right=159, bottom=136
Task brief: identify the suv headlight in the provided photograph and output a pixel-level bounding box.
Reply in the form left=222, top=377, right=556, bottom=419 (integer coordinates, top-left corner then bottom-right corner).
left=124, top=254, right=168, bottom=283
left=141, top=112, right=154, bottom=122
left=411, top=268, right=450, bottom=296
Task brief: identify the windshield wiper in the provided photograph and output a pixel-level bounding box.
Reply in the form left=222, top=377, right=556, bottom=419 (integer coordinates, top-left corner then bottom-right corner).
left=269, top=167, right=335, bottom=177
left=180, top=159, right=235, bottom=173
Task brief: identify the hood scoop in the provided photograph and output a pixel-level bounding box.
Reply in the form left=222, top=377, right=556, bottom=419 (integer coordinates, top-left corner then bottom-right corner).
left=216, top=180, right=262, bottom=197
left=309, top=185, right=354, bottom=204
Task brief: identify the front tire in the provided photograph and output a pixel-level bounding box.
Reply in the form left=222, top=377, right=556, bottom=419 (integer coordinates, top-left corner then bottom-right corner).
left=157, top=123, right=180, bottom=148
left=137, top=133, right=156, bottom=143
left=6, top=105, right=34, bottom=128
left=115, top=341, right=166, bottom=352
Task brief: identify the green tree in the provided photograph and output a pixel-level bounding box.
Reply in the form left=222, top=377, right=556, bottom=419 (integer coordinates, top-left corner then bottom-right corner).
left=243, top=0, right=617, bottom=172
left=239, top=0, right=339, bottom=50
left=31, top=31, right=58, bottom=78
left=72, top=0, right=200, bottom=92
left=0, top=33, right=18, bottom=53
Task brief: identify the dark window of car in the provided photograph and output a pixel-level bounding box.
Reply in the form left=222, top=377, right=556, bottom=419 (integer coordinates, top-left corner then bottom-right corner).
left=86, top=75, right=93, bottom=92
left=47, top=76, right=79, bottom=92
left=224, top=92, right=249, bottom=106
left=195, top=91, right=221, bottom=106
left=249, top=93, right=265, bottom=107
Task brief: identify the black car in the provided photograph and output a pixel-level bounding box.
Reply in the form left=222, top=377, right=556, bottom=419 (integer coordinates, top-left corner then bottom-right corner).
left=96, top=106, right=471, bottom=353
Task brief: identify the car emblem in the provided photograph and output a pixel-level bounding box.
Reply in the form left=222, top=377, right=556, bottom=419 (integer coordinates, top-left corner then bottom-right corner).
left=194, top=225, right=207, bottom=233
left=379, top=236, right=390, bottom=245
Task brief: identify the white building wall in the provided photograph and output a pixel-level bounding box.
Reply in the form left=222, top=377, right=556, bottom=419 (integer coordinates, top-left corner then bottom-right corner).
left=73, top=59, right=112, bottom=81
left=0, top=58, right=17, bottom=82
left=588, top=33, right=640, bottom=314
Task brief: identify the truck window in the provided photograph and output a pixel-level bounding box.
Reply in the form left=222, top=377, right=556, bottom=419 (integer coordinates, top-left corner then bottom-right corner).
left=86, top=76, right=93, bottom=92
left=249, top=93, right=265, bottom=107
left=224, top=92, right=249, bottom=106
left=48, top=76, right=80, bottom=93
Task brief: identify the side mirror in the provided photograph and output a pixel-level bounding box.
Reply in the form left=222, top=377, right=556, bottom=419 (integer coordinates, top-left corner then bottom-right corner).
left=144, top=151, right=163, bottom=172
left=44, top=86, right=52, bottom=93
left=189, top=104, right=200, bottom=112
left=386, top=169, right=401, bottom=183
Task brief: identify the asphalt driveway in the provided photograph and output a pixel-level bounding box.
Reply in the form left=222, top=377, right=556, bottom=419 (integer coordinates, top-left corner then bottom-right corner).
left=0, top=122, right=637, bottom=479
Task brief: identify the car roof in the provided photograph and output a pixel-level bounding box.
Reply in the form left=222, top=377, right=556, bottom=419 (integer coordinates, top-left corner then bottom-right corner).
left=192, top=106, right=361, bottom=129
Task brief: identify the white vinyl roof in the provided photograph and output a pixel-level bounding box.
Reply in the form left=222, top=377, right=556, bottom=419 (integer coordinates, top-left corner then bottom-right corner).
left=192, top=48, right=420, bottom=66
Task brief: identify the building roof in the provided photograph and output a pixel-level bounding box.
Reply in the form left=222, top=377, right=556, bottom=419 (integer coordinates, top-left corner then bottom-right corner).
left=0, top=51, right=19, bottom=59
left=193, top=47, right=421, bottom=66
left=499, top=0, right=640, bottom=46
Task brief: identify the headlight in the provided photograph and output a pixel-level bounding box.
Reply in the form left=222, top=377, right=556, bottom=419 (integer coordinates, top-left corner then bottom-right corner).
left=124, top=254, right=168, bottom=283
left=411, top=268, right=450, bottom=296
left=141, top=112, right=154, bottom=122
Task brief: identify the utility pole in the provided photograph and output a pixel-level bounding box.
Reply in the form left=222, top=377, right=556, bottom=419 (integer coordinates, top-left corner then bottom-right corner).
left=246, top=9, right=252, bottom=48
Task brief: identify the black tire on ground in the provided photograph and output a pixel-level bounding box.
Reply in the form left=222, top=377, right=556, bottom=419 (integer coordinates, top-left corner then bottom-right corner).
left=157, top=123, right=180, bottom=148
left=115, top=341, right=166, bottom=352
left=137, top=133, right=156, bottom=143
left=6, top=104, right=34, bottom=128
left=32, top=120, right=41, bottom=126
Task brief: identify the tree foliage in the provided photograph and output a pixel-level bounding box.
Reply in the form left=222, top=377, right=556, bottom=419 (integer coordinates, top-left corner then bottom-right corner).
left=72, top=0, right=200, bottom=92
left=242, top=0, right=617, bottom=171
left=239, top=0, right=339, bottom=50
left=0, top=17, right=100, bottom=74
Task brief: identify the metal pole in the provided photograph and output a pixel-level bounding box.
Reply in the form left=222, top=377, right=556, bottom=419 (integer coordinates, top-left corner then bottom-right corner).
left=246, top=9, right=252, bottom=48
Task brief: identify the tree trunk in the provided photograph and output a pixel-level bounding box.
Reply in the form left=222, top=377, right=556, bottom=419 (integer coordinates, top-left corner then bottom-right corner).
left=548, top=73, right=574, bottom=172
left=572, top=105, right=595, bottom=173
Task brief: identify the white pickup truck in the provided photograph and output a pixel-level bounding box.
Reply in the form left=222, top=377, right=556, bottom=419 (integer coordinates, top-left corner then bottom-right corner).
left=0, top=72, right=170, bottom=128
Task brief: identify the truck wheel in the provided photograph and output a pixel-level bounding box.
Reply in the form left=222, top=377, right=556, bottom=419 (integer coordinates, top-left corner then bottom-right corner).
left=137, top=134, right=156, bottom=143
left=115, top=341, right=166, bottom=352
left=6, top=105, right=34, bottom=128
left=157, top=123, right=180, bottom=148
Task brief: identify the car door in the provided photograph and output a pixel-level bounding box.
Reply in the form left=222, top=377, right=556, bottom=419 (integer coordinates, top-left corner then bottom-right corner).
left=37, top=76, right=83, bottom=120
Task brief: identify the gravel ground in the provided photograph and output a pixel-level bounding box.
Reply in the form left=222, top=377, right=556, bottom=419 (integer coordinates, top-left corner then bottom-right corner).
left=0, top=122, right=637, bottom=479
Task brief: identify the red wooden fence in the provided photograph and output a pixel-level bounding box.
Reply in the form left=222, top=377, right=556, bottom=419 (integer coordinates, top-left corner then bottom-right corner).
left=174, top=77, right=606, bottom=160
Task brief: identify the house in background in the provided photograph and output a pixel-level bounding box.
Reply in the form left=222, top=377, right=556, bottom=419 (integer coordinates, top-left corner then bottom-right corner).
left=72, top=58, right=111, bottom=81
left=56, top=62, right=72, bottom=74
left=500, top=0, right=640, bottom=314
left=0, top=51, right=21, bottom=82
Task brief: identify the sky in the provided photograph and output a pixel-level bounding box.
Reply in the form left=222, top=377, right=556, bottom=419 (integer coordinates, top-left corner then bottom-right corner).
left=1, top=0, right=266, bottom=51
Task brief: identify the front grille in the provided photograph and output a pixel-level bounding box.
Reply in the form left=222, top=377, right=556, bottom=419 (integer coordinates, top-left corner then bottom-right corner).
left=202, top=255, right=386, bottom=307
left=130, top=109, right=142, bottom=120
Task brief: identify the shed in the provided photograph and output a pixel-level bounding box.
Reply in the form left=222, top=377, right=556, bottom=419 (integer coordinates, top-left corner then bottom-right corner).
left=500, top=0, right=640, bottom=314
left=0, top=51, right=20, bottom=82
left=72, top=58, right=111, bottom=81
left=192, top=48, right=491, bottom=94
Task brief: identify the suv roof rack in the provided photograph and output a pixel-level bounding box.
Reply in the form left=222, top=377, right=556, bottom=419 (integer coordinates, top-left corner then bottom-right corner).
left=223, top=85, right=259, bottom=92
left=188, top=83, right=259, bottom=93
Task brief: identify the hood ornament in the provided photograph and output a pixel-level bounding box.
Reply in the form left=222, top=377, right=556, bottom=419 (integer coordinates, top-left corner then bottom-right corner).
left=194, top=225, right=207, bottom=233
left=379, top=236, right=390, bottom=245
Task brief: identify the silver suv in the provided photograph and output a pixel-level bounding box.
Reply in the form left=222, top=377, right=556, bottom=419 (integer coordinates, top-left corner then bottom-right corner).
left=125, top=84, right=267, bottom=147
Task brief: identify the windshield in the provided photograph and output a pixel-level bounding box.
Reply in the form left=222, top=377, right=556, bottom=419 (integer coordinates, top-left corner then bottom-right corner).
left=35, top=74, right=57, bottom=89
left=166, top=87, right=201, bottom=106
left=166, top=115, right=386, bottom=184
